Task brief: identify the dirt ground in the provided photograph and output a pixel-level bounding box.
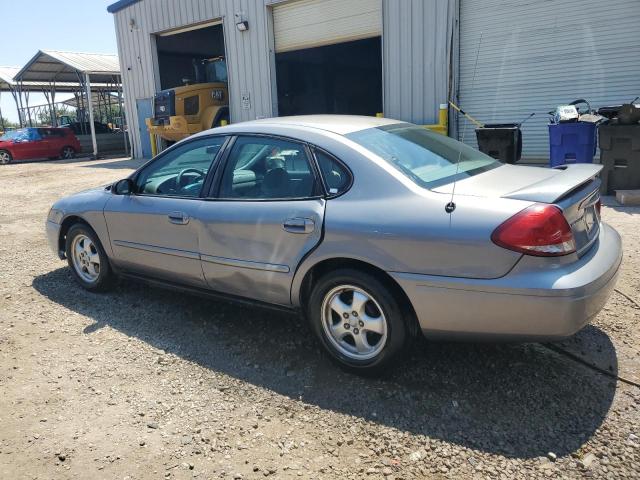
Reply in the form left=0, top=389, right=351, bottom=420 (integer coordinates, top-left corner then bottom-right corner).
left=0, top=156, right=639, bottom=480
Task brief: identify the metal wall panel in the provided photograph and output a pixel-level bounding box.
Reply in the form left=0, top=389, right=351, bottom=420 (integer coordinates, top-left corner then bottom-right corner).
left=113, top=0, right=275, bottom=157
left=458, top=0, right=640, bottom=161
left=382, top=0, right=456, bottom=125
left=272, top=0, right=382, bottom=53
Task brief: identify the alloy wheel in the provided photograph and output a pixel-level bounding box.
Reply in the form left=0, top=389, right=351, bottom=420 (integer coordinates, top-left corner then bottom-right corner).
left=0, top=151, right=11, bottom=164
left=71, top=234, right=101, bottom=283
left=321, top=285, right=388, bottom=361
left=62, top=147, right=75, bottom=159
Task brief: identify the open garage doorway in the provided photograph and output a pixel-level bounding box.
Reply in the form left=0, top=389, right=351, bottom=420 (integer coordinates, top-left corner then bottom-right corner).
left=155, top=22, right=226, bottom=90
left=276, top=37, right=382, bottom=117
left=149, top=21, right=230, bottom=150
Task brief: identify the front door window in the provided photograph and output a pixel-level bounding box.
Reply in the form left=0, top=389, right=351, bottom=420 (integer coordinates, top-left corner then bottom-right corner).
left=135, top=137, right=226, bottom=197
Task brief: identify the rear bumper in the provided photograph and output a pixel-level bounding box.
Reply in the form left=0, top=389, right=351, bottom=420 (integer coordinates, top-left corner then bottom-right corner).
left=391, top=222, right=622, bottom=340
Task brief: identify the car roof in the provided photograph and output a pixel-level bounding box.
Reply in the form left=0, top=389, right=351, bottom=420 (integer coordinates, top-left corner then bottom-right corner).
left=214, top=115, right=404, bottom=136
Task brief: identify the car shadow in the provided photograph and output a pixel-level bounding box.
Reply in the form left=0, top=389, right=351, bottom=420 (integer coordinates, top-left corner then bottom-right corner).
left=608, top=206, right=640, bottom=216
left=32, top=267, right=618, bottom=459
left=602, top=196, right=640, bottom=216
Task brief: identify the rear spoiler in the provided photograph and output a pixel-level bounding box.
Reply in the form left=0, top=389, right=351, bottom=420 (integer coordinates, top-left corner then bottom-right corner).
left=503, top=164, right=603, bottom=203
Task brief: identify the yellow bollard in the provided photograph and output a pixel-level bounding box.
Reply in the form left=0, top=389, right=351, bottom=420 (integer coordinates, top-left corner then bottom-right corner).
left=375, top=112, right=384, bottom=118
left=220, top=119, right=228, bottom=126
left=424, top=104, right=448, bottom=136
left=149, top=132, right=157, bottom=157
left=439, top=103, right=448, bottom=127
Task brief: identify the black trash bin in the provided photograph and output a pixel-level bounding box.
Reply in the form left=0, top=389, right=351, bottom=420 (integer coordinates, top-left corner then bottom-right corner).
left=598, top=124, right=640, bottom=194
left=475, top=124, right=522, bottom=164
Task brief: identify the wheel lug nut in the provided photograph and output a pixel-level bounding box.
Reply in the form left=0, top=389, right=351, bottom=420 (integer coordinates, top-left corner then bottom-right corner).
left=342, top=312, right=349, bottom=319
left=344, top=323, right=350, bottom=329
left=353, top=328, right=359, bottom=334
left=359, top=321, right=364, bottom=327
left=352, top=311, right=358, bottom=317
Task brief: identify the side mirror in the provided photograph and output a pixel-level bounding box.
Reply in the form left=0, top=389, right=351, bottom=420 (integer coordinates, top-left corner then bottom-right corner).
left=114, top=178, right=135, bottom=195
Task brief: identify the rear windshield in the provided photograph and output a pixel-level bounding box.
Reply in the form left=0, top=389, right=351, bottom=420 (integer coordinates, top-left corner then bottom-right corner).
left=346, top=123, right=500, bottom=189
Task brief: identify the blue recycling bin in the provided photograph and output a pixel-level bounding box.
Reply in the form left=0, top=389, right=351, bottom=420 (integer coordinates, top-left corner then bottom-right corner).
left=549, top=122, right=597, bottom=167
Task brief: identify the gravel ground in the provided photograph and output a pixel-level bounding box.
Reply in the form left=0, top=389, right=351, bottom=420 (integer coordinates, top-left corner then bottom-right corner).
left=0, top=156, right=639, bottom=480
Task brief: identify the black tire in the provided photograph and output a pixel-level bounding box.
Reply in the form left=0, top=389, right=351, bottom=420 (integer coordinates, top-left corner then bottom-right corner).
left=60, top=146, right=76, bottom=160
left=307, top=268, right=409, bottom=375
left=0, top=149, right=12, bottom=165
left=65, top=223, right=114, bottom=292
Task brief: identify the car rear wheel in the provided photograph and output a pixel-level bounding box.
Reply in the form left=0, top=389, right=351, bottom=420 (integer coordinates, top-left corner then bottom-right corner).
left=308, top=269, right=408, bottom=375
left=0, top=150, right=12, bottom=165
left=65, top=223, right=114, bottom=292
left=60, top=146, right=76, bottom=159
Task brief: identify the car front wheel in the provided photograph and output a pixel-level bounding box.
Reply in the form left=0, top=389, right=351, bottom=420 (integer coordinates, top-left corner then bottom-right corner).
left=0, top=149, right=12, bottom=165
left=308, top=269, right=409, bottom=375
left=65, top=223, right=114, bottom=292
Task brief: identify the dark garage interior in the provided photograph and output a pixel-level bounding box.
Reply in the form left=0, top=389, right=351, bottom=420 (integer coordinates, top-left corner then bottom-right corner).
left=156, top=23, right=225, bottom=90
left=276, top=37, right=382, bottom=117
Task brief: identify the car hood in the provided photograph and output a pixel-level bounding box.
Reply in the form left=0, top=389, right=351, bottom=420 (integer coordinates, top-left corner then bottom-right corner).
left=51, top=185, right=112, bottom=215
left=433, top=163, right=603, bottom=203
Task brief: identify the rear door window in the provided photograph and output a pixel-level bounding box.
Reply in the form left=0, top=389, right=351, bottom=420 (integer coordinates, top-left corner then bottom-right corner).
left=218, top=136, right=318, bottom=200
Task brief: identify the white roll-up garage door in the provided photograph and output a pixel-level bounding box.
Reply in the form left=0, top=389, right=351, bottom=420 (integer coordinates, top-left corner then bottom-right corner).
left=458, top=0, right=640, bottom=161
left=272, top=0, right=382, bottom=53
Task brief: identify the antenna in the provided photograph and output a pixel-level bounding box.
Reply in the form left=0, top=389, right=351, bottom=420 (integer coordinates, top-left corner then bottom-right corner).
left=446, top=31, right=483, bottom=216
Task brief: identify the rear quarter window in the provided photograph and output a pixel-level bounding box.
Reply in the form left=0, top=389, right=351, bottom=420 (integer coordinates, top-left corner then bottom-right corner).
left=314, top=150, right=352, bottom=196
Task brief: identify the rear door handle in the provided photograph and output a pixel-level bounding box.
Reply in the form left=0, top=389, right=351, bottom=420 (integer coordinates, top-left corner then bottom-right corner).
left=168, top=211, right=189, bottom=225
left=283, top=217, right=315, bottom=234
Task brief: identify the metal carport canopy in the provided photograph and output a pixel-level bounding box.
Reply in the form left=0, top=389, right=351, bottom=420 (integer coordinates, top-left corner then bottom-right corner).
left=14, top=51, right=121, bottom=157
left=62, top=92, right=119, bottom=109
left=0, top=66, right=21, bottom=92
left=14, top=50, right=120, bottom=84
left=1, top=65, right=117, bottom=131
left=0, top=65, right=113, bottom=93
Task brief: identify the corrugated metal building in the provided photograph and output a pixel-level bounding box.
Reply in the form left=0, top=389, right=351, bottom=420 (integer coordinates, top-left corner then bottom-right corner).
left=458, top=0, right=640, bottom=160
left=108, top=0, right=454, bottom=158
left=108, top=0, right=639, bottom=160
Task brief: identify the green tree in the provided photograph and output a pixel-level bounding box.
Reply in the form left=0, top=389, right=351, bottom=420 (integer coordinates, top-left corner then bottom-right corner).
left=36, top=105, right=73, bottom=126
left=0, top=117, right=19, bottom=131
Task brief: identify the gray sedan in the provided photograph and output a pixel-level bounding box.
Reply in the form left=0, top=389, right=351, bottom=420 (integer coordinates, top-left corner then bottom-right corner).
left=46, top=115, right=622, bottom=374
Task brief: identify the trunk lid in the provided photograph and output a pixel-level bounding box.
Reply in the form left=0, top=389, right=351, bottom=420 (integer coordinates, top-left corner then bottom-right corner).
left=433, top=163, right=603, bottom=256
left=432, top=163, right=602, bottom=203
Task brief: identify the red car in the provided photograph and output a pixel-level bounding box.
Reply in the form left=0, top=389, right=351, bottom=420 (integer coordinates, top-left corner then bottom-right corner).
left=0, top=127, right=82, bottom=165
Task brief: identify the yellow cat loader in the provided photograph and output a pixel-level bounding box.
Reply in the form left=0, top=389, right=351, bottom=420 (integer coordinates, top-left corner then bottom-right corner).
left=146, top=57, right=229, bottom=143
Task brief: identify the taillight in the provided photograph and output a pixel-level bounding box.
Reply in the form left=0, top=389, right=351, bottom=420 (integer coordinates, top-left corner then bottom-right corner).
left=491, top=204, right=576, bottom=257
left=595, top=199, right=602, bottom=217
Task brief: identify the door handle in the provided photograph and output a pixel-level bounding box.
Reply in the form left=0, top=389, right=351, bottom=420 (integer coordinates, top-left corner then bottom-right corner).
left=283, top=217, right=315, bottom=234
left=168, top=211, right=189, bottom=225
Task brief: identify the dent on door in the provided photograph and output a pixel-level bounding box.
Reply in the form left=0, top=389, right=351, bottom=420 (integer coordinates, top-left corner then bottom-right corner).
left=198, top=199, right=326, bottom=305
